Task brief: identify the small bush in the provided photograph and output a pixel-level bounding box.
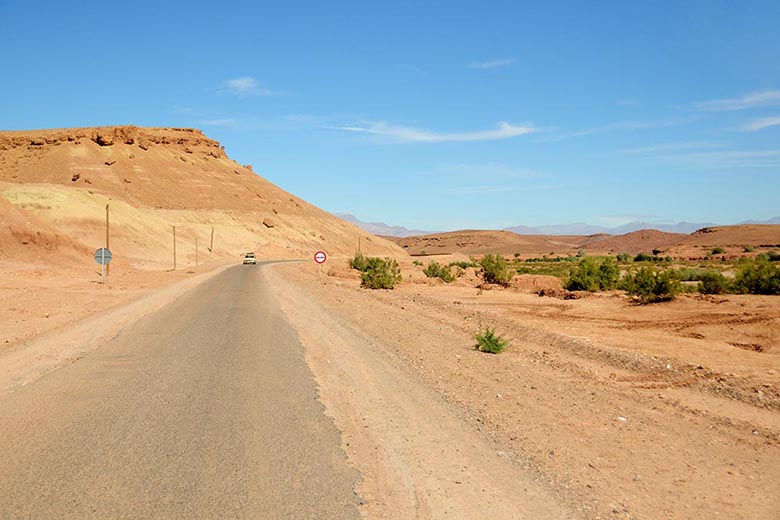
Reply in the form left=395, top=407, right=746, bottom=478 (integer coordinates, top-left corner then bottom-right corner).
left=634, top=252, right=664, bottom=263
left=616, top=252, right=632, bottom=263
left=349, top=252, right=370, bottom=272
left=621, top=267, right=681, bottom=303
left=449, top=260, right=478, bottom=269
left=423, top=260, right=455, bottom=283
left=732, top=259, right=780, bottom=295
left=566, top=257, right=619, bottom=291
left=412, top=259, right=423, bottom=266
left=743, top=246, right=755, bottom=253
left=359, top=257, right=402, bottom=289
left=474, top=325, right=508, bottom=354
left=698, top=271, right=730, bottom=294
left=711, top=247, right=725, bottom=255
left=478, top=254, right=513, bottom=286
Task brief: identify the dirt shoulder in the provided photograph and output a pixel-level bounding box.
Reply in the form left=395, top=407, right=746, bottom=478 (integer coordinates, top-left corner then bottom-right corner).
left=272, top=262, right=780, bottom=520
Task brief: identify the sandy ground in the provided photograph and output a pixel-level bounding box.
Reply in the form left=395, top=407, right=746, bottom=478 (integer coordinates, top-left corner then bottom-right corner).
left=272, top=261, right=780, bottom=520
left=3, top=257, right=778, bottom=519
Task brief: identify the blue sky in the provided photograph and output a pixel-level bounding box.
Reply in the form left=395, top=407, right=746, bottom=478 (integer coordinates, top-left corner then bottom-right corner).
left=1, top=0, right=779, bottom=230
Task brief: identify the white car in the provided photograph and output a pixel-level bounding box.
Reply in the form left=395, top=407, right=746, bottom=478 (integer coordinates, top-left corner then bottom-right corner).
left=243, top=252, right=257, bottom=265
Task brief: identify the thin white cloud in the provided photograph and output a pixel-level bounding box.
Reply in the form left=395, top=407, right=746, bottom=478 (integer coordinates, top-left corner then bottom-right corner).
left=658, top=150, right=780, bottom=169
left=618, top=141, right=721, bottom=155
left=333, top=121, right=537, bottom=143
left=741, top=116, right=780, bottom=132
left=468, top=58, right=515, bottom=70
left=541, top=117, right=693, bottom=142
left=695, top=89, right=780, bottom=111
left=196, top=118, right=237, bottom=127
left=220, top=76, right=278, bottom=96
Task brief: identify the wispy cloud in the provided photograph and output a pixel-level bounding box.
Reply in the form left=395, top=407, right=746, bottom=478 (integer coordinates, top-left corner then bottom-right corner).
left=741, top=116, right=780, bottom=132
left=695, top=89, right=780, bottom=111
left=449, top=183, right=575, bottom=195
left=618, top=141, right=722, bottom=155
left=220, top=76, right=279, bottom=97
left=670, top=150, right=780, bottom=169
left=541, top=117, right=692, bottom=142
left=332, top=121, right=537, bottom=143
left=468, top=58, right=515, bottom=70
left=195, top=118, right=237, bottom=127
left=427, top=163, right=540, bottom=179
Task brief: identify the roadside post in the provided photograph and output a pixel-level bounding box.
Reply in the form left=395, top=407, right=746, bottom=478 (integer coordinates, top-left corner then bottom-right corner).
left=314, top=250, right=327, bottom=279
left=94, top=247, right=113, bottom=284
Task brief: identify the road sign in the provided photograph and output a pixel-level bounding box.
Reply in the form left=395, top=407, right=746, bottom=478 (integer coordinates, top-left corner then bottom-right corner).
left=94, top=248, right=112, bottom=265
left=94, top=248, right=112, bottom=284
left=314, top=250, right=327, bottom=264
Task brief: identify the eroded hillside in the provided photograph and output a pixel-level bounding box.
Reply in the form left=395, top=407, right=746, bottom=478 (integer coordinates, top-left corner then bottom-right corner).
left=0, top=126, right=402, bottom=268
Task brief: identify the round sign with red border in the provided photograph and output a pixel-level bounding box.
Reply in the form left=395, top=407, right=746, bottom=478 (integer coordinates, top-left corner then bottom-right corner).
left=314, top=250, right=327, bottom=264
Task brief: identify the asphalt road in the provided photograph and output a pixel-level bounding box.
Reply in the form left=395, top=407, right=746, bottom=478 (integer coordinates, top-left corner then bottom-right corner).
left=0, top=263, right=361, bottom=519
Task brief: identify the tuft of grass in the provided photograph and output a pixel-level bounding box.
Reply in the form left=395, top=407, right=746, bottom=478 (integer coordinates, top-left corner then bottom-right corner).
left=474, top=325, right=508, bottom=354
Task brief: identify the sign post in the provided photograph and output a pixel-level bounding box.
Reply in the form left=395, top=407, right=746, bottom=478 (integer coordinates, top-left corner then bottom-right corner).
left=314, top=250, right=327, bottom=279
left=94, top=247, right=113, bottom=284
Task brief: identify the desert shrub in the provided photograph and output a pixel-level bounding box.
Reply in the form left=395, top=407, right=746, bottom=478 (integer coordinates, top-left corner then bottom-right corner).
left=576, top=249, right=586, bottom=257
left=758, top=251, right=780, bottom=262
left=478, top=254, right=513, bottom=286
left=616, top=252, right=632, bottom=263
left=474, top=325, right=508, bottom=354
left=566, top=257, right=619, bottom=291
left=652, top=249, right=663, bottom=256
left=698, top=271, right=730, bottom=294
left=359, top=257, right=402, bottom=289
left=674, top=267, right=709, bottom=281
left=449, top=260, right=478, bottom=269
left=711, top=247, right=725, bottom=255
left=743, top=246, right=755, bottom=253
left=732, top=259, right=780, bottom=295
left=514, top=252, right=521, bottom=258
left=349, top=252, right=370, bottom=272
left=412, top=259, right=423, bottom=267
left=634, top=252, right=654, bottom=262
left=423, top=260, right=455, bottom=283
left=621, top=267, right=681, bottom=303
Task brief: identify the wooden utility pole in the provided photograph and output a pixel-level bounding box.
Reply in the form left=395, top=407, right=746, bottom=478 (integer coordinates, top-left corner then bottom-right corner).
left=208, top=226, right=214, bottom=253
left=105, top=204, right=110, bottom=275
left=172, top=226, right=177, bottom=271
left=195, top=236, right=199, bottom=267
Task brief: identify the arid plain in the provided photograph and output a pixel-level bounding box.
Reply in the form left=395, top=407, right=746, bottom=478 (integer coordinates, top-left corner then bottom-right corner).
left=1, top=126, right=779, bottom=519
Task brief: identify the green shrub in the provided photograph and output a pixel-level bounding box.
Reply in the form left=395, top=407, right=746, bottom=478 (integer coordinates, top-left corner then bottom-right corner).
left=349, top=252, right=370, bottom=272
left=359, top=257, right=402, bottom=289
left=566, top=257, right=619, bottom=291
left=732, top=259, right=780, bottom=295
left=449, top=260, right=478, bottom=269
left=621, top=267, right=681, bottom=303
left=412, top=259, right=423, bottom=266
left=474, top=325, right=508, bottom=354
left=711, top=247, right=725, bottom=255
left=743, top=246, right=755, bottom=253
left=698, top=271, right=730, bottom=294
left=423, top=260, right=455, bottom=283
left=616, top=252, right=632, bottom=263
left=478, top=254, right=513, bottom=286
left=634, top=252, right=664, bottom=263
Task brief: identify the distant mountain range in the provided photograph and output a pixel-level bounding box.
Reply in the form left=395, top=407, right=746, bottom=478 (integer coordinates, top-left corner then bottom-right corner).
left=335, top=213, right=432, bottom=238
left=505, top=217, right=780, bottom=236
left=338, top=213, right=780, bottom=237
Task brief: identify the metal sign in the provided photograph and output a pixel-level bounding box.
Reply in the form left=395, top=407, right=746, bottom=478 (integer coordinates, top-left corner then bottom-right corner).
left=314, top=250, right=327, bottom=264
left=94, top=248, right=112, bottom=284
left=94, top=248, right=113, bottom=265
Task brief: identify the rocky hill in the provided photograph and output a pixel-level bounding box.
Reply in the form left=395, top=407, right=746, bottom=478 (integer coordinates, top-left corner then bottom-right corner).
left=0, top=126, right=402, bottom=268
